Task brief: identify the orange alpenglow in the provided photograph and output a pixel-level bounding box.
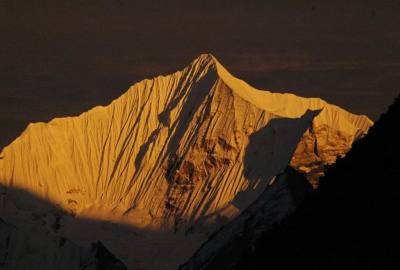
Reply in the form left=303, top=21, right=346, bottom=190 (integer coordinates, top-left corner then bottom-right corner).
left=0, top=54, right=372, bottom=270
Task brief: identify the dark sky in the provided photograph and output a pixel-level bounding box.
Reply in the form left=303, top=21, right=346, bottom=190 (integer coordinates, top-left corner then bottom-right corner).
left=1, top=0, right=399, bottom=148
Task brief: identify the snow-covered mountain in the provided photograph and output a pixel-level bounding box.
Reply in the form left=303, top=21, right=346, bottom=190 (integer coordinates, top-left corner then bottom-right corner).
left=0, top=54, right=372, bottom=269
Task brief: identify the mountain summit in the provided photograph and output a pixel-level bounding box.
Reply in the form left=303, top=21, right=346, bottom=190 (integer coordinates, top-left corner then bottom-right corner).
left=0, top=54, right=372, bottom=269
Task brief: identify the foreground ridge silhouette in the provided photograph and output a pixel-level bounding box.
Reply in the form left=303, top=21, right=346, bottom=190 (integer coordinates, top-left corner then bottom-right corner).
left=184, top=93, right=400, bottom=270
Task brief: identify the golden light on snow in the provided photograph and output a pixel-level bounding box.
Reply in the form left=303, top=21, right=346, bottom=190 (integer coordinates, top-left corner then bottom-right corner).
left=0, top=54, right=372, bottom=269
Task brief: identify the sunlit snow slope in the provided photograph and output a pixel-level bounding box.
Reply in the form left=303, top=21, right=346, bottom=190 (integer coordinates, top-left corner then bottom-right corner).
left=0, top=54, right=371, bottom=232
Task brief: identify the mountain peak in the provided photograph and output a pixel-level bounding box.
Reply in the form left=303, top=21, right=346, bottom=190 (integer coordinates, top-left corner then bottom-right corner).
left=193, top=53, right=217, bottom=62
left=186, top=53, right=217, bottom=70
left=186, top=54, right=372, bottom=130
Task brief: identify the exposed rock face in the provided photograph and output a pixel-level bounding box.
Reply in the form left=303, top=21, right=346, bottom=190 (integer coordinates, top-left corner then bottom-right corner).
left=0, top=54, right=372, bottom=269
left=291, top=122, right=360, bottom=187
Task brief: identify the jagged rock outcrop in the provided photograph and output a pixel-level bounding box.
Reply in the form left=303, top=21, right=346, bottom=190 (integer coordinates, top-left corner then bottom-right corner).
left=0, top=54, right=373, bottom=269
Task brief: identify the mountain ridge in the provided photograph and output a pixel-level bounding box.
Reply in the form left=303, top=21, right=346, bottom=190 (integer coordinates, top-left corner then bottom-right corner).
left=2, top=53, right=371, bottom=148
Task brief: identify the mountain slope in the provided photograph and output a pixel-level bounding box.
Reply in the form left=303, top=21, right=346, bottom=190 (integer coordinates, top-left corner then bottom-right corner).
left=0, top=54, right=372, bottom=269
left=193, top=94, right=400, bottom=270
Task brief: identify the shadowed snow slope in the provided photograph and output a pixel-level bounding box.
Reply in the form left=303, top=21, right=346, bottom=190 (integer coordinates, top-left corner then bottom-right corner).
left=0, top=216, right=126, bottom=270
left=0, top=54, right=372, bottom=269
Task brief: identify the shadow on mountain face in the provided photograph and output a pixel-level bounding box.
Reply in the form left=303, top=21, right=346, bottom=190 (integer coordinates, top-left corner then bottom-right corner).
left=232, top=109, right=319, bottom=211
left=0, top=185, right=129, bottom=270
left=213, top=94, right=400, bottom=270
left=243, top=110, right=319, bottom=183
left=164, top=66, right=218, bottom=174
left=135, top=61, right=217, bottom=174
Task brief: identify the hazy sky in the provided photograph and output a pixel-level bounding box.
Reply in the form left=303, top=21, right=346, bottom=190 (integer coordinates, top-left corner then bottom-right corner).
left=1, top=0, right=399, bottom=148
